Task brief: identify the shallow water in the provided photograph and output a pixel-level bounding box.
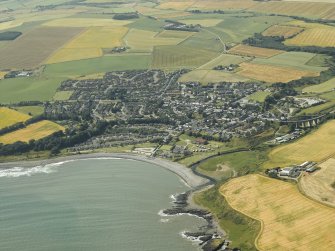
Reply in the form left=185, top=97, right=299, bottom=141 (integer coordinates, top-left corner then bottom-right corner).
left=0, top=158, right=205, bottom=251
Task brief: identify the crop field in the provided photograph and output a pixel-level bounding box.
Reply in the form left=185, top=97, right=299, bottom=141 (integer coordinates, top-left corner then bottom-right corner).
left=47, top=26, right=128, bottom=64
left=220, top=174, right=335, bottom=251
left=179, top=69, right=249, bottom=84
left=156, top=30, right=195, bottom=39
left=0, top=71, right=6, bottom=79
left=303, top=77, right=335, bottom=93
left=191, top=0, right=256, bottom=10
left=158, top=1, right=195, bottom=10
left=262, top=25, right=304, bottom=38
left=0, top=27, right=83, bottom=70
left=43, top=18, right=133, bottom=27
left=178, top=19, right=223, bottom=27
left=44, top=55, right=151, bottom=78
left=228, top=44, right=283, bottom=58
left=0, top=120, right=64, bottom=144
left=125, top=29, right=190, bottom=52
left=198, top=54, right=250, bottom=70
left=237, top=62, right=319, bottom=83
left=252, top=52, right=326, bottom=72
left=249, top=1, right=335, bottom=20
left=151, top=45, right=218, bottom=69
left=0, top=107, right=31, bottom=129
left=264, top=120, right=335, bottom=168
left=300, top=158, right=335, bottom=207
left=0, top=20, right=23, bottom=31
left=286, top=27, right=335, bottom=47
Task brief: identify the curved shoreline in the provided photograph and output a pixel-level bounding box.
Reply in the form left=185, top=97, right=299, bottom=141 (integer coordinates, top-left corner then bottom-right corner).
left=0, top=153, right=209, bottom=188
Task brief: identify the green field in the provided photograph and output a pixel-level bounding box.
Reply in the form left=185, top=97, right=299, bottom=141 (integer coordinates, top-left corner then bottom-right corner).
left=251, top=52, right=326, bottom=72
left=198, top=54, right=250, bottom=70
left=302, top=77, right=335, bottom=93
left=14, top=106, right=44, bottom=116
left=0, top=76, right=65, bottom=103
left=246, top=91, right=271, bottom=102
left=53, top=91, right=73, bottom=101
left=151, top=45, right=218, bottom=69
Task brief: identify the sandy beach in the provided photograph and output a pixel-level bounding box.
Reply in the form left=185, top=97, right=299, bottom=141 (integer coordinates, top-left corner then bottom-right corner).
left=0, top=153, right=209, bottom=188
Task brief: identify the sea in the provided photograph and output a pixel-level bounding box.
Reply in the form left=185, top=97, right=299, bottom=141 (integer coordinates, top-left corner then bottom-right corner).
left=0, top=158, right=207, bottom=251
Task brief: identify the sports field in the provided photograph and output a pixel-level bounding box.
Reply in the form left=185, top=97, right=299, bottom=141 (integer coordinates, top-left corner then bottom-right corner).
left=264, top=120, right=335, bottom=168
left=152, top=45, right=218, bottom=69
left=302, top=77, right=335, bottom=93
left=221, top=174, right=335, bottom=251
left=0, top=107, right=31, bottom=129
left=237, top=62, right=319, bottom=83
left=0, top=120, right=64, bottom=144
left=247, top=91, right=271, bottom=102
left=300, top=158, right=335, bottom=207
left=47, top=26, right=128, bottom=63
left=228, top=44, right=283, bottom=58
left=262, top=25, right=303, bottom=38
left=0, top=27, right=83, bottom=69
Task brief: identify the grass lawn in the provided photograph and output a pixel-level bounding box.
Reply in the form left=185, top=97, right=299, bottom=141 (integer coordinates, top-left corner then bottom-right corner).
left=14, top=106, right=44, bottom=116
left=246, top=91, right=271, bottom=102
left=302, top=77, right=335, bottom=93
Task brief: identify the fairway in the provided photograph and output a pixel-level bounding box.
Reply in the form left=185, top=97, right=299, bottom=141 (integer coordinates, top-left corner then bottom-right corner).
left=237, top=62, right=319, bottom=83
left=264, top=120, right=335, bottom=168
left=0, top=107, right=31, bottom=129
left=300, top=158, right=335, bottom=207
left=47, top=26, right=128, bottom=63
left=262, top=25, right=303, bottom=38
left=0, top=27, right=83, bottom=69
left=221, top=174, right=335, bottom=251
left=0, top=120, right=64, bottom=144
left=228, top=44, right=283, bottom=58
left=302, top=77, right=335, bottom=93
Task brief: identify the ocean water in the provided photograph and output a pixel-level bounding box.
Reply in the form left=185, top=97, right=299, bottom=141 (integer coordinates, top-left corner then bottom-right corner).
left=0, top=158, right=206, bottom=251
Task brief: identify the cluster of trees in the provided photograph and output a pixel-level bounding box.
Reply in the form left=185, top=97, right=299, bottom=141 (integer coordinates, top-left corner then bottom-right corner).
left=0, top=120, right=112, bottom=156
left=263, top=85, right=297, bottom=110
left=113, top=13, right=139, bottom=20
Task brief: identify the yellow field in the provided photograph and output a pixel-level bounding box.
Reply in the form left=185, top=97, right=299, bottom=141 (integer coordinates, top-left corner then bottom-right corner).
left=0, top=107, right=31, bottom=129
left=237, top=62, right=319, bottom=83
left=47, top=26, right=128, bottom=64
left=0, top=20, right=23, bottom=31
left=228, top=44, right=283, bottom=58
left=43, top=18, right=133, bottom=27
left=0, top=120, right=64, bottom=144
left=221, top=174, right=335, bottom=251
left=178, top=19, right=223, bottom=27
left=0, top=71, right=7, bottom=79
left=192, top=0, right=256, bottom=10
left=125, top=29, right=189, bottom=52
left=300, top=158, right=335, bottom=207
left=263, top=25, right=304, bottom=38
left=264, top=120, right=335, bottom=168
left=285, top=27, right=335, bottom=47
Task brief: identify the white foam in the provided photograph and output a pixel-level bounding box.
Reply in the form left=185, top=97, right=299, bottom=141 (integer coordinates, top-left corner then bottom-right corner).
left=179, top=231, right=203, bottom=244
left=160, top=219, right=169, bottom=223
left=157, top=209, right=169, bottom=217
left=0, top=157, right=123, bottom=179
